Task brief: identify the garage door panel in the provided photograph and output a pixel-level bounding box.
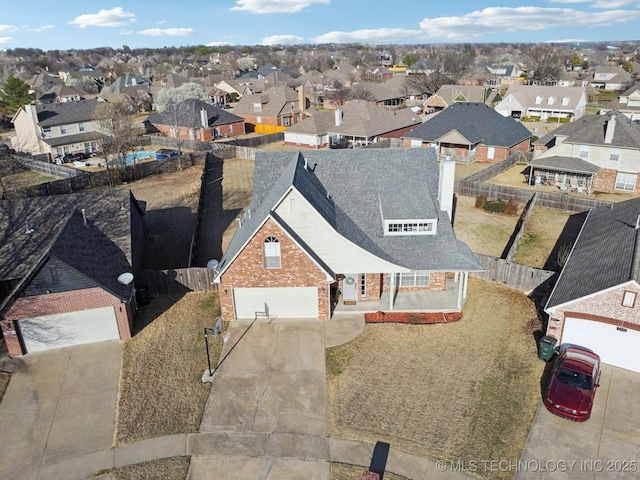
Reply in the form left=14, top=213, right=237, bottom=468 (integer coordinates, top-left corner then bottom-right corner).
left=19, top=306, right=119, bottom=353
left=562, top=318, right=640, bottom=373
left=233, top=287, right=318, bottom=319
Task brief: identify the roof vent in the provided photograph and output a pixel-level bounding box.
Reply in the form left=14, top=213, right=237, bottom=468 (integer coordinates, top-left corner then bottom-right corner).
left=25, top=222, right=34, bottom=234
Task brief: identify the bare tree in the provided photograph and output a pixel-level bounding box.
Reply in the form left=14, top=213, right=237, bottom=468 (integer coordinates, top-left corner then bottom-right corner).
left=94, top=101, right=137, bottom=185
left=326, top=83, right=352, bottom=107
left=408, top=71, right=452, bottom=96
left=350, top=84, right=376, bottom=102
left=525, top=45, right=564, bottom=84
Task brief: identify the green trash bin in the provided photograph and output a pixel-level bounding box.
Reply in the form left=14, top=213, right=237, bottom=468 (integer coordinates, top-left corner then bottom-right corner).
left=538, top=335, right=557, bottom=361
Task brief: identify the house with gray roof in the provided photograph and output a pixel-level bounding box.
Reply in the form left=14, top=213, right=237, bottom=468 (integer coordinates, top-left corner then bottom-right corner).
left=284, top=99, right=421, bottom=148
left=544, top=197, right=640, bottom=373
left=599, top=83, right=640, bottom=121
left=10, top=98, right=106, bottom=160
left=531, top=110, right=640, bottom=194
left=145, top=98, right=245, bottom=142
left=402, top=102, right=531, bottom=163
left=213, top=148, right=483, bottom=321
left=590, top=66, right=633, bottom=91
left=0, top=189, right=145, bottom=357
left=423, top=85, right=502, bottom=112
left=495, top=85, right=587, bottom=121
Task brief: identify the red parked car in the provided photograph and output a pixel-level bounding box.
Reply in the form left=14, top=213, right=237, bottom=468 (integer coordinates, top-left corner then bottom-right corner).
left=544, top=346, right=601, bottom=422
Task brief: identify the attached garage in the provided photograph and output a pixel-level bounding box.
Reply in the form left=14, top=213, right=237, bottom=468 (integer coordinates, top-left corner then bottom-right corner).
left=18, top=306, right=120, bottom=353
left=561, top=317, right=640, bottom=373
left=232, top=287, right=319, bottom=320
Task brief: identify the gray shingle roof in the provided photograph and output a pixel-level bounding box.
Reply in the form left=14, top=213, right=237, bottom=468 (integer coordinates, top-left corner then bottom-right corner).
left=37, top=98, right=101, bottom=127
left=146, top=98, right=243, bottom=129
left=546, top=197, right=640, bottom=309
left=218, top=149, right=483, bottom=276
left=403, top=102, right=531, bottom=148
left=529, top=155, right=600, bottom=174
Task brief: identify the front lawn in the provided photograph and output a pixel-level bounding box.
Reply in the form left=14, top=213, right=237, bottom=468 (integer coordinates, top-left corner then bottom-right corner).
left=326, top=279, right=544, bottom=480
left=114, top=292, right=225, bottom=445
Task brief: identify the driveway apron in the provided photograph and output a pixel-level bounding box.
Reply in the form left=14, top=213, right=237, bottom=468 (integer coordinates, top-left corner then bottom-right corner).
left=0, top=340, right=121, bottom=480
left=189, top=319, right=330, bottom=479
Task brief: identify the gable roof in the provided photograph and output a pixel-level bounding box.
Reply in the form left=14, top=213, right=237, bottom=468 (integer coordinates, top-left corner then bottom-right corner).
left=404, top=102, right=531, bottom=147
left=546, top=197, right=640, bottom=309
left=233, top=85, right=300, bottom=117
left=34, top=98, right=102, bottom=127
left=146, top=98, right=243, bottom=129
left=500, top=85, right=586, bottom=111
left=217, top=149, right=483, bottom=278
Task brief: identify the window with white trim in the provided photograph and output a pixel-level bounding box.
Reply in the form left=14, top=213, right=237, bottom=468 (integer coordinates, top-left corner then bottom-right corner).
left=610, top=147, right=620, bottom=161
left=622, top=290, right=636, bottom=307
left=385, top=220, right=435, bottom=235
left=547, top=96, right=555, bottom=105
left=283, top=116, right=291, bottom=126
left=360, top=274, right=366, bottom=297
left=535, top=96, right=542, bottom=104
left=562, top=97, right=569, bottom=106
left=42, top=126, right=51, bottom=135
left=78, top=121, right=85, bottom=132
left=256, top=116, right=262, bottom=124
left=579, top=145, right=589, bottom=158
left=264, top=236, right=281, bottom=269
left=615, top=172, right=637, bottom=192
left=60, top=124, right=67, bottom=134
left=386, top=272, right=430, bottom=287
left=253, top=103, right=262, bottom=112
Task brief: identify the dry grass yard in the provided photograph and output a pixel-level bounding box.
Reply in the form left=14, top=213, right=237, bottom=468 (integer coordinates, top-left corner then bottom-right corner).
left=115, top=293, right=225, bottom=445
left=454, top=161, right=492, bottom=180
left=331, top=463, right=408, bottom=480
left=453, top=195, right=520, bottom=257
left=219, top=157, right=254, bottom=252
left=514, top=206, right=572, bottom=268
left=326, top=279, right=545, bottom=480
left=96, top=457, right=189, bottom=480
left=0, top=372, right=10, bottom=403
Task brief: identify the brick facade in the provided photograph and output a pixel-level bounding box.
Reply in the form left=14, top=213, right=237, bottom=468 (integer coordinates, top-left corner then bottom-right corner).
left=218, top=218, right=330, bottom=321
left=546, top=283, right=640, bottom=342
left=152, top=120, right=245, bottom=142
left=0, top=287, right=133, bottom=357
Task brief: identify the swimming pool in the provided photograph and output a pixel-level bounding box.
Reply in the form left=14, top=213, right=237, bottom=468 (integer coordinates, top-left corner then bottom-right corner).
left=108, top=150, right=156, bottom=166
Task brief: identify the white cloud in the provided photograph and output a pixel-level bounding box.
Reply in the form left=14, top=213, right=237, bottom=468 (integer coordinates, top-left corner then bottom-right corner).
left=157, top=20, right=167, bottom=25
left=69, top=7, right=136, bottom=28
left=0, top=25, right=17, bottom=33
left=261, top=34, right=305, bottom=45
left=137, top=28, right=195, bottom=37
left=207, top=41, right=233, bottom=46
left=548, top=0, right=640, bottom=6
left=313, top=28, right=421, bottom=44
left=0, top=37, right=12, bottom=44
left=32, top=25, right=55, bottom=32
left=231, top=0, right=329, bottom=14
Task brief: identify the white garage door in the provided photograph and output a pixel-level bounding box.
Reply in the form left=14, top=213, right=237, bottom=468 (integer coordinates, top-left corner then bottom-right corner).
left=19, top=306, right=119, bottom=353
left=562, top=317, right=640, bottom=373
left=233, top=287, right=318, bottom=320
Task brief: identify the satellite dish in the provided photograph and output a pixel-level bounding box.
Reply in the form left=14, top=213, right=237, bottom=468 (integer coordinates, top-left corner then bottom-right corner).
left=207, top=259, right=219, bottom=270
left=117, top=272, right=134, bottom=285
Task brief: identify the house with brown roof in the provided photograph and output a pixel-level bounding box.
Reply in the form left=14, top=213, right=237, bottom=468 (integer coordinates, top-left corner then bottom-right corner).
left=284, top=99, right=421, bottom=149
left=233, top=85, right=307, bottom=134
left=423, top=85, right=502, bottom=112
left=0, top=190, right=145, bottom=357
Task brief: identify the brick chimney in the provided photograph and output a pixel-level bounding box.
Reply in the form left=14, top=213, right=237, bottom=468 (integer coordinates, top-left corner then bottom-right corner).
left=297, top=86, right=306, bottom=116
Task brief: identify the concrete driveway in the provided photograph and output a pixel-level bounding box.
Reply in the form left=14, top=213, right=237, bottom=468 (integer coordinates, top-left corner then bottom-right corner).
left=0, top=340, right=121, bottom=480
left=189, top=318, right=329, bottom=479
left=517, top=364, right=640, bottom=480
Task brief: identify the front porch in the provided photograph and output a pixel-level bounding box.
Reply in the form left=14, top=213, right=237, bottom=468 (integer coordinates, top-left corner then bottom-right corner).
left=332, top=277, right=463, bottom=315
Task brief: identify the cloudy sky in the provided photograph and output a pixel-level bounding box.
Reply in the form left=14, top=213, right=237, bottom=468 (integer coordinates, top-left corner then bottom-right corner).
left=1, top=0, right=640, bottom=50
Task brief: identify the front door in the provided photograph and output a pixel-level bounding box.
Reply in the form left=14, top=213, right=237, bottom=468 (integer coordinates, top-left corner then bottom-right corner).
left=342, top=274, right=358, bottom=305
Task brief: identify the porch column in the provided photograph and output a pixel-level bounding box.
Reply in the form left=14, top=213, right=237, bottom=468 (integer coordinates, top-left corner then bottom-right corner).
left=457, top=272, right=468, bottom=310
left=389, top=273, right=394, bottom=311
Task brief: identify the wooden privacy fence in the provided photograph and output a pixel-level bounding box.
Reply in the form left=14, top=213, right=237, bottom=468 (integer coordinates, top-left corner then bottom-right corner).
left=471, top=254, right=555, bottom=293
left=138, top=267, right=217, bottom=296
left=505, top=192, right=538, bottom=263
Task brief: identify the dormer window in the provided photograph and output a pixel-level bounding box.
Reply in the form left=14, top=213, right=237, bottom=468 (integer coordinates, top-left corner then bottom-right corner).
left=385, top=220, right=435, bottom=236
left=547, top=97, right=554, bottom=105
left=253, top=103, right=262, bottom=112
left=535, top=96, right=542, bottom=104
left=561, top=97, right=569, bottom=106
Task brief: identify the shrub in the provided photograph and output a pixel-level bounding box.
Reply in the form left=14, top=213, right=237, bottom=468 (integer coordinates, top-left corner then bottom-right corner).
left=503, top=198, right=519, bottom=216
left=547, top=117, right=570, bottom=124
left=475, top=194, right=488, bottom=208
left=484, top=199, right=505, bottom=213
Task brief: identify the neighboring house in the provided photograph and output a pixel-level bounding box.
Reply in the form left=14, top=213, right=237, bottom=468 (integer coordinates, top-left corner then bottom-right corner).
left=99, top=73, right=153, bottom=112
left=599, top=83, right=640, bottom=121
left=423, top=85, right=502, bottom=112
left=233, top=85, right=307, bottom=134
left=405, top=58, right=436, bottom=76
left=495, top=85, right=587, bottom=121
left=145, top=98, right=245, bottom=142
left=544, top=197, right=640, bottom=373
left=213, top=148, right=483, bottom=321
left=484, top=64, right=520, bottom=86
left=590, top=66, right=633, bottom=91
left=37, top=84, right=91, bottom=105
left=10, top=98, right=106, bottom=160
left=356, top=82, right=406, bottom=107
left=0, top=189, right=145, bottom=357
left=530, top=110, right=640, bottom=194
left=402, top=102, right=531, bottom=163
left=284, top=99, right=422, bottom=149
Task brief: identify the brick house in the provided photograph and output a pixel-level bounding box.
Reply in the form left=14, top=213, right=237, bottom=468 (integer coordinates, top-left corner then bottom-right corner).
left=530, top=110, right=640, bottom=194
left=544, top=197, right=640, bottom=373
left=0, top=190, right=145, bottom=357
left=233, top=85, right=306, bottom=134
left=213, top=148, right=483, bottom=321
left=145, top=98, right=245, bottom=142
left=402, top=102, right=531, bottom=163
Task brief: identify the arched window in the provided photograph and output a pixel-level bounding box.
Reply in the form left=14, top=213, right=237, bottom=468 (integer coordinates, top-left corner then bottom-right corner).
left=264, top=236, right=281, bottom=269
